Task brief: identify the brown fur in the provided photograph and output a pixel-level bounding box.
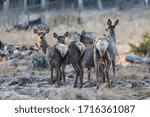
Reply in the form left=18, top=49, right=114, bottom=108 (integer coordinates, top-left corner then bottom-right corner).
left=33, top=27, right=50, bottom=54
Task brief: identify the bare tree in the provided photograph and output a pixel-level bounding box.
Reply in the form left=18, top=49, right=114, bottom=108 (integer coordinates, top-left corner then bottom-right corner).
left=78, top=0, right=84, bottom=9
left=41, top=0, right=46, bottom=9
left=97, top=0, right=103, bottom=11
left=144, top=0, right=149, bottom=8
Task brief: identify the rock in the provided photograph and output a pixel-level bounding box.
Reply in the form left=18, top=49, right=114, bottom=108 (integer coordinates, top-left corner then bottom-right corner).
left=8, top=77, right=32, bottom=87
left=37, top=82, right=49, bottom=88
left=10, top=50, right=24, bottom=59
left=67, top=74, right=74, bottom=79
left=0, top=79, right=5, bottom=85
left=37, top=77, right=51, bottom=83
left=18, top=77, right=32, bottom=86
left=9, top=81, right=19, bottom=86
left=115, top=80, right=132, bottom=88
left=142, top=76, right=150, bottom=84
left=131, top=81, right=149, bottom=89
left=29, top=54, right=48, bottom=70
left=28, top=45, right=38, bottom=51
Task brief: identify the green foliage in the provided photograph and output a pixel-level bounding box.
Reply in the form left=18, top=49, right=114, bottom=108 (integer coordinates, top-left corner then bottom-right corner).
left=129, top=32, right=150, bottom=56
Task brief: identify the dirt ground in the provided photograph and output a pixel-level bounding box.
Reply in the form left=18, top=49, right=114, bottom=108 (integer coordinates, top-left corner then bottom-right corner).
left=0, top=9, right=150, bottom=100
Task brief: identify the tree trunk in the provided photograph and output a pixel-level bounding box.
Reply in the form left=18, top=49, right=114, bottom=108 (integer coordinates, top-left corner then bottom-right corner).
left=41, top=0, right=46, bottom=9
left=78, top=0, right=84, bottom=10
left=23, top=0, right=27, bottom=12
left=144, top=0, right=149, bottom=8
left=97, top=0, right=103, bottom=11
left=125, top=55, right=150, bottom=65
left=60, top=0, right=65, bottom=9
left=3, top=0, right=9, bottom=13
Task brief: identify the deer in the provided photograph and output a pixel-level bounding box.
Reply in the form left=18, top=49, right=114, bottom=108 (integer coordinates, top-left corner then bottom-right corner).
left=48, top=31, right=69, bottom=85
left=75, top=30, right=95, bottom=84
left=68, top=40, right=85, bottom=88
left=47, top=33, right=70, bottom=87
left=46, top=43, right=68, bottom=88
left=76, top=30, right=95, bottom=45
left=94, top=19, right=119, bottom=89
left=33, top=27, right=50, bottom=54
left=53, top=30, right=93, bottom=88
left=33, top=27, right=69, bottom=87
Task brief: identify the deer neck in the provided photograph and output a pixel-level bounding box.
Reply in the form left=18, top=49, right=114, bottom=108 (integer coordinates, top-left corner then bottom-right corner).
left=37, top=37, right=48, bottom=54
left=108, top=30, right=116, bottom=43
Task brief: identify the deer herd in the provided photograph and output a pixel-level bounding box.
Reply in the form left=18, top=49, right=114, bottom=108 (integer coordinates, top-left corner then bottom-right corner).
left=33, top=18, right=119, bottom=89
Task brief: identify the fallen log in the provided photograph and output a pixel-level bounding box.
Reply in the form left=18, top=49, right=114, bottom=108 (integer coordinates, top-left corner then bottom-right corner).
left=125, top=55, right=150, bottom=65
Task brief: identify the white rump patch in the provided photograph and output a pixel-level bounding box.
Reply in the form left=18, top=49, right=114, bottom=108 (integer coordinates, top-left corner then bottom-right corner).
left=55, top=44, right=68, bottom=57
left=96, top=39, right=108, bottom=56
left=75, top=41, right=85, bottom=56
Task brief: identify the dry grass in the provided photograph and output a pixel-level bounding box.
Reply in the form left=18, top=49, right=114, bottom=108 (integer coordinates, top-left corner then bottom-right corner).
left=0, top=9, right=150, bottom=54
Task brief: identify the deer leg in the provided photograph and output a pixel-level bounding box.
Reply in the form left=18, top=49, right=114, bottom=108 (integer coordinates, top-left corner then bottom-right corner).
left=88, top=68, right=91, bottom=84
left=62, top=55, right=68, bottom=84
left=99, top=64, right=105, bottom=83
left=106, top=61, right=111, bottom=88
left=61, top=63, right=66, bottom=83
left=112, top=58, right=116, bottom=75
left=79, top=68, right=83, bottom=88
left=79, top=63, right=83, bottom=88
left=50, top=68, right=53, bottom=85
left=72, top=63, right=80, bottom=88
left=94, top=49, right=102, bottom=89
left=106, top=70, right=111, bottom=88
left=95, top=63, right=100, bottom=89
left=56, top=68, right=61, bottom=88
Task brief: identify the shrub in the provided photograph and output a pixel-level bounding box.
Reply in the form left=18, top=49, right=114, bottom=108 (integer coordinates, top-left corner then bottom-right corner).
left=129, top=32, right=150, bottom=56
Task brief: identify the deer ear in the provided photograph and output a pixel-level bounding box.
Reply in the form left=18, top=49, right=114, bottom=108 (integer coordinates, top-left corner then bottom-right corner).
left=53, top=32, right=58, bottom=38
left=45, top=28, right=50, bottom=34
left=114, top=19, right=119, bottom=26
left=64, top=31, right=69, bottom=37
left=33, top=28, right=38, bottom=34
left=107, top=19, right=112, bottom=26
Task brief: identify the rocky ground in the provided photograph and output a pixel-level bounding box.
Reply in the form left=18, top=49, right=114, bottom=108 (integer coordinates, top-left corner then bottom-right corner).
left=0, top=47, right=149, bottom=100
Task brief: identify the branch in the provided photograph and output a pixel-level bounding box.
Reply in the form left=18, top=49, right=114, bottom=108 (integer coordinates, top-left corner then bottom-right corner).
left=125, top=55, right=150, bottom=65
